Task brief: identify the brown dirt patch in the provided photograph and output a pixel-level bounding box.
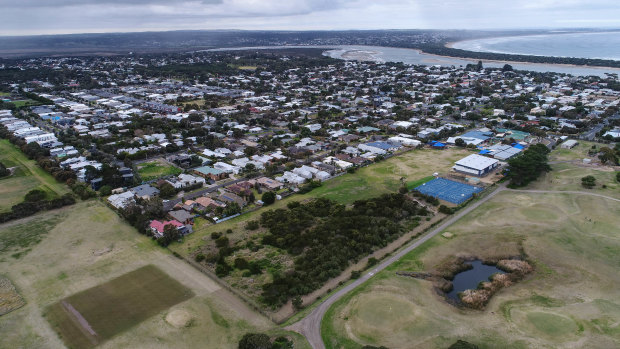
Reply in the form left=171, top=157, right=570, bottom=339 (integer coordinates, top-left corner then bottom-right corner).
left=0, top=277, right=25, bottom=316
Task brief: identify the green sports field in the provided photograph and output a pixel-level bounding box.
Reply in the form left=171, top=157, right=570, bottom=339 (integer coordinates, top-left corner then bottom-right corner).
left=136, top=159, right=182, bottom=181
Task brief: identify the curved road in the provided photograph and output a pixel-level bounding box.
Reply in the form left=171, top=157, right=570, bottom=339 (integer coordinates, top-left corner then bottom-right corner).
left=286, top=184, right=508, bottom=348
left=286, top=186, right=620, bottom=348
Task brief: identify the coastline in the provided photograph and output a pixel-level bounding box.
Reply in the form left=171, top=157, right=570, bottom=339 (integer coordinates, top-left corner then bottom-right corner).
left=425, top=46, right=620, bottom=73
left=198, top=44, right=620, bottom=76
left=439, top=32, right=620, bottom=71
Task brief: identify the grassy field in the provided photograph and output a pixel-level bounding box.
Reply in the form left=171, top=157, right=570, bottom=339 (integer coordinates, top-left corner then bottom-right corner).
left=172, top=147, right=472, bottom=253
left=549, top=140, right=600, bottom=162
left=10, top=99, right=43, bottom=108
left=322, top=181, right=620, bottom=349
left=0, top=139, right=70, bottom=212
left=530, top=141, right=620, bottom=198
left=227, top=64, right=258, bottom=70
left=528, top=162, right=620, bottom=198
left=47, top=265, right=194, bottom=349
left=0, top=201, right=309, bottom=349
left=136, top=159, right=182, bottom=182
left=169, top=148, right=472, bottom=306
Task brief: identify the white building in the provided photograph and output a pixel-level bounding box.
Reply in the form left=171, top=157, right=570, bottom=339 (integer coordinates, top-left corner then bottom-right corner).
left=453, top=154, right=500, bottom=177
left=560, top=139, right=579, bottom=149
left=388, top=136, right=421, bottom=147
left=107, top=191, right=135, bottom=209
left=24, top=132, right=57, bottom=144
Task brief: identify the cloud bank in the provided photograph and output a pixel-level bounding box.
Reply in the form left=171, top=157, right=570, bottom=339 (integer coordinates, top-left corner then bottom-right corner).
left=1, top=0, right=619, bottom=36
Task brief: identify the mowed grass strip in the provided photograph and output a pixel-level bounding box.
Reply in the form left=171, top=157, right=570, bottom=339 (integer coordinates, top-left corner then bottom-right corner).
left=46, top=265, right=194, bottom=349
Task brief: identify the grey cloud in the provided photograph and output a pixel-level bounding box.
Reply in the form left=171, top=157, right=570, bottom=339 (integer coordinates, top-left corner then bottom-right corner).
left=0, top=0, right=223, bottom=7
left=1, top=0, right=619, bottom=36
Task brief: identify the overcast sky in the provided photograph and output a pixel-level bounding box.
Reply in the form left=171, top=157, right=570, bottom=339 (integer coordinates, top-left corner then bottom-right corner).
left=1, top=0, right=619, bottom=36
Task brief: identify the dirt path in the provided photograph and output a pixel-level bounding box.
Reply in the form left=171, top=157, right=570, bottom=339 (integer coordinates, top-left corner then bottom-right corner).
left=506, top=189, right=620, bottom=202
left=286, top=183, right=508, bottom=349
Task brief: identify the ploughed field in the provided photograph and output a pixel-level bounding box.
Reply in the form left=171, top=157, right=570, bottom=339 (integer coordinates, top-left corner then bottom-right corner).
left=46, top=265, right=194, bottom=349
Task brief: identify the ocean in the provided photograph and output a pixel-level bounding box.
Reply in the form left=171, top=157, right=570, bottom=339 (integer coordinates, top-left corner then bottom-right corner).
left=200, top=42, right=620, bottom=77
left=452, top=31, right=620, bottom=61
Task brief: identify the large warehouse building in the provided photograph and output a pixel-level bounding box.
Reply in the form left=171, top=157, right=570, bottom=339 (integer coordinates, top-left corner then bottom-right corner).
left=453, top=154, right=500, bottom=177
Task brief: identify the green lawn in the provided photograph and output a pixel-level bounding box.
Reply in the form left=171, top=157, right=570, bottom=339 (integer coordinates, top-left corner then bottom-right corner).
left=10, top=99, right=42, bottom=108
left=46, top=265, right=194, bottom=349
left=0, top=140, right=69, bottom=212
left=136, top=160, right=182, bottom=182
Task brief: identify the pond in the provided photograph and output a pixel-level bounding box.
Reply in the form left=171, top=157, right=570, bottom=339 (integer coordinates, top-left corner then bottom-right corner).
left=447, top=260, right=504, bottom=301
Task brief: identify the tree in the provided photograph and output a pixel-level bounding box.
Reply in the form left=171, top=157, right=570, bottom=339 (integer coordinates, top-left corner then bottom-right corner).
left=454, top=138, right=466, bottom=147
left=581, top=175, right=596, bottom=189
left=0, top=161, right=10, bottom=178
left=244, top=163, right=257, bottom=175
left=244, top=146, right=257, bottom=157
left=616, top=171, right=620, bottom=183
left=598, top=146, right=619, bottom=165
left=157, top=224, right=181, bottom=247
left=223, top=202, right=241, bottom=217
left=261, top=191, right=276, bottom=205
left=502, top=64, right=513, bottom=72
left=292, top=296, right=303, bottom=310
left=159, top=182, right=177, bottom=199
left=99, top=185, right=112, bottom=196
left=24, top=189, right=46, bottom=202
left=215, top=235, right=229, bottom=248
left=238, top=333, right=271, bottom=349
left=505, top=144, right=551, bottom=187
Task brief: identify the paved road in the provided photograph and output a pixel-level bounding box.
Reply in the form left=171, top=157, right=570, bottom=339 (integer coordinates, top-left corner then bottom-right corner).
left=286, top=183, right=508, bottom=349
left=287, top=185, right=620, bottom=348
left=162, top=177, right=248, bottom=210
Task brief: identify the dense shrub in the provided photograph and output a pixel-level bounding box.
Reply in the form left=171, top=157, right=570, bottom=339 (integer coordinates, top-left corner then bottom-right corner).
left=245, top=220, right=260, bottom=230
left=261, top=191, right=276, bottom=205
left=0, top=193, right=76, bottom=223
left=234, top=257, right=249, bottom=270
left=581, top=175, right=596, bottom=189
left=24, top=189, right=47, bottom=202
left=259, top=194, right=428, bottom=306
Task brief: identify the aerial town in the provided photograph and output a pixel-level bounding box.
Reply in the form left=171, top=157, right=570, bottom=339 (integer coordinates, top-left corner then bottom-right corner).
left=1, top=47, right=619, bottom=349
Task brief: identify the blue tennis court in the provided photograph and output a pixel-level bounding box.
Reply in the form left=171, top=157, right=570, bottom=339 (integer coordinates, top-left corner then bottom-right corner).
left=415, top=178, right=483, bottom=205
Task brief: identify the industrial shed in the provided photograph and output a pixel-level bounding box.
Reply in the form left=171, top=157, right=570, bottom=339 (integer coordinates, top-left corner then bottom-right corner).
left=453, top=154, right=500, bottom=177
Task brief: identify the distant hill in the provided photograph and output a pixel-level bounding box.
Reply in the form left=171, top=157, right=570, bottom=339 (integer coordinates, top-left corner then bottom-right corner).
left=0, top=29, right=554, bottom=58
